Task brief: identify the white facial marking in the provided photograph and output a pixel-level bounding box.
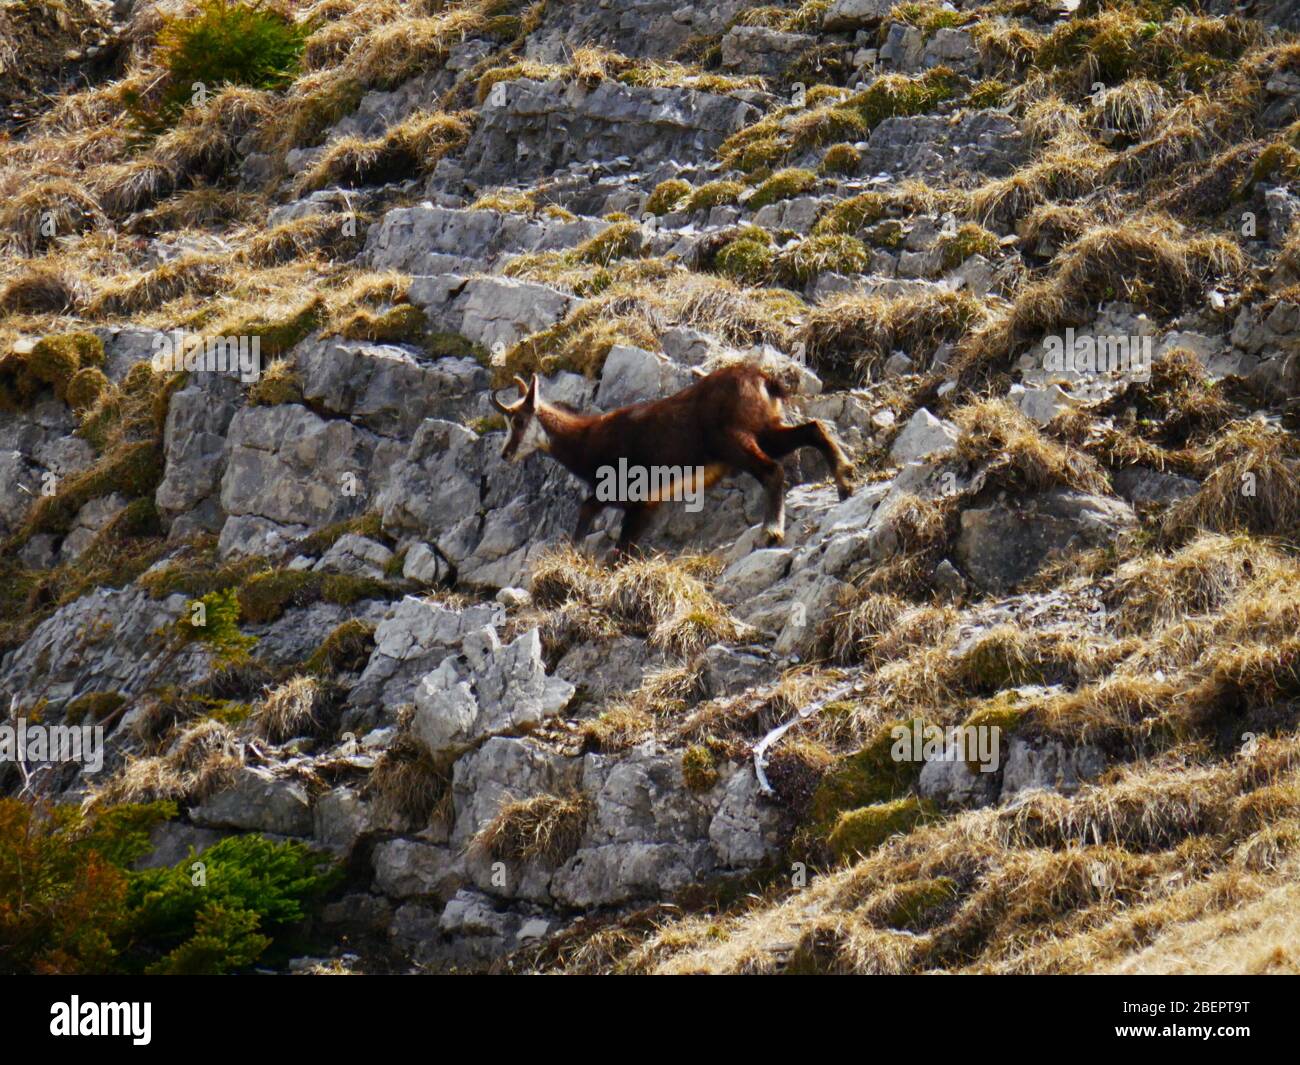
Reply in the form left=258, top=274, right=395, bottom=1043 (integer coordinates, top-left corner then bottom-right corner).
left=512, top=413, right=550, bottom=459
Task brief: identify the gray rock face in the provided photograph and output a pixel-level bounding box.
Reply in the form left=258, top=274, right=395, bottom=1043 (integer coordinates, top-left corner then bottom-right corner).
left=372, top=839, right=460, bottom=900
left=350, top=596, right=505, bottom=711
left=824, top=0, right=895, bottom=31
left=1112, top=467, right=1200, bottom=506
left=890, top=407, right=958, bottom=464
left=1000, top=739, right=1106, bottom=800
left=0, top=585, right=198, bottom=713
left=412, top=626, right=574, bottom=763
left=594, top=344, right=692, bottom=409
left=364, top=205, right=608, bottom=275
left=862, top=112, right=1026, bottom=180
left=700, top=643, right=772, bottom=697
left=720, top=26, right=816, bottom=77
left=403, top=542, right=452, bottom=586
left=190, top=766, right=314, bottom=837
left=955, top=490, right=1136, bottom=593
left=0, top=450, right=36, bottom=536
left=155, top=372, right=241, bottom=528
left=555, top=636, right=662, bottom=701
left=58, top=493, right=127, bottom=563
left=547, top=744, right=780, bottom=908
left=314, top=786, right=373, bottom=856
left=918, top=747, right=1001, bottom=808
left=377, top=418, right=581, bottom=588
left=710, top=767, right=785, bottom=866
left=219, top=403, right=403, bottom=536
left=526, top=0, right=752, bottom=61
left=879, top=24, right=979, bottom=75
left=457, top=78, right=760, bottom=186
left=718, top=548, right=792, bottom=605
left=313, top=534, right=394, bottom=580
left=410, top=273, right=582, bottom=354
left=135, top=822, right=229, bottom=870
left=296, top=337, right=489, bottom=435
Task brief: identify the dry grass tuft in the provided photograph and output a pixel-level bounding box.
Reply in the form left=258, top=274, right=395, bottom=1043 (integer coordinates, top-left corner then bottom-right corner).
left=955, top=398, right=1112, bottom=495
left=253, top=675, right=320, bottom=743
left=471, top=791, right=591, bottom=864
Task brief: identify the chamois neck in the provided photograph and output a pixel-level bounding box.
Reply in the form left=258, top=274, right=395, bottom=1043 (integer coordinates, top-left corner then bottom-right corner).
left=535, top=400, right=598, bottom=475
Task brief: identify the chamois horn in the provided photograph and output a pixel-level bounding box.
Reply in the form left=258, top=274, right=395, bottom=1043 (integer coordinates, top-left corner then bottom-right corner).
left=489, top=374, right=533, bottom=413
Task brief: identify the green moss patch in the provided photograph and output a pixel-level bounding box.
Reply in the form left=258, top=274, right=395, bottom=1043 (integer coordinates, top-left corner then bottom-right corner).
left=828, top=796, right=936, bottom=860
left=808, top=719, right=925, bottom=831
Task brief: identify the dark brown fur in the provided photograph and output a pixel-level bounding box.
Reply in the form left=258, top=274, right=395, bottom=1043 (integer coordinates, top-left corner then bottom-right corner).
left=493, top=364, right=857, bottom=554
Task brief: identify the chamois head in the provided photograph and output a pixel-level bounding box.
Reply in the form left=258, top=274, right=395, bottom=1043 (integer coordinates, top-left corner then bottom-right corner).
left=491, top=374, right=549, bottom=462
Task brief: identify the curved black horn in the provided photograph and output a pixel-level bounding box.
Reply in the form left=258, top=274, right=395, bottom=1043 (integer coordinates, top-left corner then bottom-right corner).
left=513, top=375, right=529, bottom=395
left=490, top=387, right=516, bottom=413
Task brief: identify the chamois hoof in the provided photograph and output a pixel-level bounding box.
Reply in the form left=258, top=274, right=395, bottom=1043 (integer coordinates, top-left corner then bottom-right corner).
left=762, top=526, right=785, bottom=547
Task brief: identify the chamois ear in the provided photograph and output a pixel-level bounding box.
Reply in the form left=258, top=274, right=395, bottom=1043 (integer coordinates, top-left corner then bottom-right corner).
left=525, top=373, right=540, bottom=409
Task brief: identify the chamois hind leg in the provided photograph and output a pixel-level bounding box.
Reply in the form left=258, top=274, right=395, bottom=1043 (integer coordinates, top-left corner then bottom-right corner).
left=721, top=432, right=786, bottom=545
left=759, top=421, right=856, bottom=500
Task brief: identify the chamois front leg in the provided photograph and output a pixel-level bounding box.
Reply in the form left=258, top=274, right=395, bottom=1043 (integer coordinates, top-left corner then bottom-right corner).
left=723, top=432, right=787, bottom=546
left=759, top=421, right=857, bottom=500
left=574, top=495, right=603, bottom=544
left=612, top=503, right=655, bottom=561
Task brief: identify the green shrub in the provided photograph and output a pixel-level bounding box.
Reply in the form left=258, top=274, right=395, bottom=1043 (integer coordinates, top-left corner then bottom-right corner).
left=152, top=1, right=311, bottom=122
left=237, top=568, right=395, bottom=624
left=808, top=719, right=925, bottom=830
left=148, top=901, right=270, bottom=975
left=179, top=587, right=257, bottom=660
left=247, top=360, right=302, bottom=405
left=0, top=799, right=175, bottom=974
left=23, top=440, right=165, bottom=538
left=237, top=570, right=316, bottom=624
left=969, top=78, right=1008, bottom=108
left=813, top=191, right=887, bottom=235
left=127, top=833, right=341, bottom=974
left=237, top=297, right=324, bottom=358
left=337, top=304, right=427, bottom=343
left=66, top=366, right=110, bottom=411
left=938, top=222, right=1000, bottom=269
left=879, top=876, right=958, bottom=929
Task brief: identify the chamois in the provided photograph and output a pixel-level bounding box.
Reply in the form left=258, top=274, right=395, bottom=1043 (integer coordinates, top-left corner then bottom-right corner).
left=490, top=363, right=857, bottom=555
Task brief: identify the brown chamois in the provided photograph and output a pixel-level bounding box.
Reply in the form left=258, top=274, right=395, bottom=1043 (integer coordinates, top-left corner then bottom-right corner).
left=490, top=363, right=856, bottom=555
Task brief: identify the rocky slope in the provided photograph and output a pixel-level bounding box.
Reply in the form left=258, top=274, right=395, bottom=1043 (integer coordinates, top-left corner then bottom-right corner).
left=2, top=0, right=1300, bottom=973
